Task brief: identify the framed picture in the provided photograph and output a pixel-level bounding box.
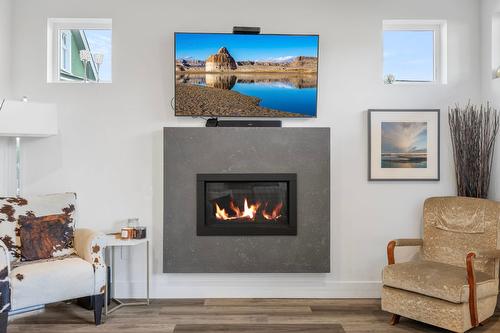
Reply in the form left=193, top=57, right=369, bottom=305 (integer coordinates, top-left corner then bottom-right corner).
left=368, top=109, right=440, bottom=181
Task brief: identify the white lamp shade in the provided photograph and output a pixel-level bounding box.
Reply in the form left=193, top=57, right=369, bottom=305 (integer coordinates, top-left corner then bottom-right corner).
left=0, top=100, right=58, bottom=137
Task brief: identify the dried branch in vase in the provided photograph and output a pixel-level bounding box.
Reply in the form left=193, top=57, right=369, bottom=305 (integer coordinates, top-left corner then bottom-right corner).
left=448, top=102, right=499, bottom=198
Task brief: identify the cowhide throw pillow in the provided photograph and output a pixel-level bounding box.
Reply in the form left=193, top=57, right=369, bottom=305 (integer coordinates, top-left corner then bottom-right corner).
left=18, top=214, right=75, bottom=261
left=0, top=193, right=77, bottom=262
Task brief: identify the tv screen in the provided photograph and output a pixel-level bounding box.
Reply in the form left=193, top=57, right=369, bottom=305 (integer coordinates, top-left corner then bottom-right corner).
left=175, top=33, right=319, bottom=118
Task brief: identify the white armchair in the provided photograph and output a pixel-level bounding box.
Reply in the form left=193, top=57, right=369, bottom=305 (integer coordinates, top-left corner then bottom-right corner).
left=0, top=193, right=106, bottom=332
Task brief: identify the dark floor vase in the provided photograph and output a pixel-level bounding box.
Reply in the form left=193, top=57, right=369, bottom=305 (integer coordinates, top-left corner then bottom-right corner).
left=197, top=173, right=297, bottom=236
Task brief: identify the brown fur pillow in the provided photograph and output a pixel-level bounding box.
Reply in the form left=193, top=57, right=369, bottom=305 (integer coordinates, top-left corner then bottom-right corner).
left=18, top=214, right=74, bottom=261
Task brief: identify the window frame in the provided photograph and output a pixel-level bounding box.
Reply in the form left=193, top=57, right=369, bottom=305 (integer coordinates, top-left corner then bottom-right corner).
left=47, top=18, right=112, bottom=83
left=383, top=20, right=447, bottom=85
left=60, top=30, right=72, bottom=73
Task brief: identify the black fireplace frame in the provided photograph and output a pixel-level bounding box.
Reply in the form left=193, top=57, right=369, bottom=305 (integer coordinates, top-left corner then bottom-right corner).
left=197, top=173, right=297, bottom=236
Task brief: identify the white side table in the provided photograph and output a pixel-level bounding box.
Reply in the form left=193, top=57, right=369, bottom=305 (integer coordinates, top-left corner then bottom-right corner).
left=104, top=235, right=150, bottom=316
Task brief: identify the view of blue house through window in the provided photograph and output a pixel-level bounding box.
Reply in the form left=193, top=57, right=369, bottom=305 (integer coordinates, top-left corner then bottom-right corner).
left=383, top=30, right=434, bottom=83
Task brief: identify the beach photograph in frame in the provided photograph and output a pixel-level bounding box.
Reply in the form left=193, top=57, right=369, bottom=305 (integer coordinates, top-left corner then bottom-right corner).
left=174, top=33, right=319, bottom=118
left=368, top=109, right=440, bottom=181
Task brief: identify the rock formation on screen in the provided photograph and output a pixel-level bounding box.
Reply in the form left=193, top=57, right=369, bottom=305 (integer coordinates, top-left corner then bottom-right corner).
left=205, top=47, right=238, bottom=72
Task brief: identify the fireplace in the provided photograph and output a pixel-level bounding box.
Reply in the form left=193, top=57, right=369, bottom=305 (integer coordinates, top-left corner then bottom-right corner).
left=197, top=173, right=297, bottom=236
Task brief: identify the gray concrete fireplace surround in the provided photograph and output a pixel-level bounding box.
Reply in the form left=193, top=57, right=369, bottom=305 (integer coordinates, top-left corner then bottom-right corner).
left=163, top=127, right=330, bottom=273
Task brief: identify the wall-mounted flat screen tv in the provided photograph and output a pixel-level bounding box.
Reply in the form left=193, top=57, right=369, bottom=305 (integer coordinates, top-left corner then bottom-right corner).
left=175, top=33, right=319, bottom=118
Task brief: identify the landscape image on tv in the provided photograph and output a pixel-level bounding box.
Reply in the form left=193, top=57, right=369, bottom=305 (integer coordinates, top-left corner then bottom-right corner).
left=175, top=33, right=319, bottom=117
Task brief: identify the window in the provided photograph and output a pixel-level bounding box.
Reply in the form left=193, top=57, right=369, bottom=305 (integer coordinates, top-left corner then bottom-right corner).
left=60, top=30, right=71, bottom=73
left=47, top=18, right=112, bottom=83
left=383, top=20, right=447, bottom=84
left=492, top=13, right=500, bottom=79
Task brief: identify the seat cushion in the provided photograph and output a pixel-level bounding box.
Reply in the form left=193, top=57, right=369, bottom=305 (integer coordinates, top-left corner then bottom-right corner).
left=10, top=257, right=94, bottom=310
left=383, top=260, right=498, bottom=304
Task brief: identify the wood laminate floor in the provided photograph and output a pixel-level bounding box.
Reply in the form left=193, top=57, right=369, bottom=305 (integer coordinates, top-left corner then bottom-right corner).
left=8, top=298, right=500, bottom=333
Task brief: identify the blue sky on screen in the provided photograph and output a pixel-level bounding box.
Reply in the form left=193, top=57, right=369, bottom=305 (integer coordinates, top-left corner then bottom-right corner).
left=383, top=30, right=434, bottom=81
left=85, top=29, right=112, bottom=81
left=175, top=33, right=318, bottom=62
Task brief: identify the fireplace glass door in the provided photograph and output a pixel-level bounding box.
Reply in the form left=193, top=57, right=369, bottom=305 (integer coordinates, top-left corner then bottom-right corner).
left=197, top=174, right=297, bottom=236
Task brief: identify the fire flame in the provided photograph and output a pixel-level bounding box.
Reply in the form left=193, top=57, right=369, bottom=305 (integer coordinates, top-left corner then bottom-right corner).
left=262, top=202, right=283, bottom=220
left=214, top=198, right=283, bottom=221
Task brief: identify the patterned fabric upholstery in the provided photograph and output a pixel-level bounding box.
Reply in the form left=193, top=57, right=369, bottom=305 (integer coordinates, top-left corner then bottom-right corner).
left=0, top=193, right=105, bottom=312
left=422, top=197, right=500, bottom=278
left=0, top=242, right=10, bottom=313
left=383, top=260, right=498, bottom=303
left=74, top=228, right=107, bottom=295
left=382, top=286, right=497, bottom=333
left=10, top=256, right=94, bottom=310
left=381, top=197, right=500, bottom=333
left=19, top=214, right=74, bottom=261
left=0, top=193, right=77, bottom=262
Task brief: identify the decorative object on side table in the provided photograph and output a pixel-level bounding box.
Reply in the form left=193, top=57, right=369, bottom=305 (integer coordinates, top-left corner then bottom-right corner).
left=368, top=109, right=440, bottom=181
left=120, top=218, right=147, bottom=240
left=104, top=234, right=149, bottom=316
left=449, top=102, right=499, bottom=198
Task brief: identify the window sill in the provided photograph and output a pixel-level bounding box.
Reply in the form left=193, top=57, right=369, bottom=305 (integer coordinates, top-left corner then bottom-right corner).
left=47, top=81, right=112, bottom=84
left=384, top=81, right=446, bottom=86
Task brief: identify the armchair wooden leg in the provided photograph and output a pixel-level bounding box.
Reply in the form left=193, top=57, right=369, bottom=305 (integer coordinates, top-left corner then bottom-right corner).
left=92, top=294, right=104, bottom=326
left=390, top=314, right=400, bottom=325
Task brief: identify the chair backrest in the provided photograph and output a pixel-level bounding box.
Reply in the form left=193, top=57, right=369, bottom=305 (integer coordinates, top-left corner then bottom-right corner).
left=422, top=196, right=500, bottom=278
left=0, top=193, right=77, bottom=262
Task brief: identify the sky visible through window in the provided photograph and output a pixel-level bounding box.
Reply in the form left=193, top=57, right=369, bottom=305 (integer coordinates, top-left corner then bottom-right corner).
left=85, top=29, right=112, bottom=82
left=383, top=30, right=434, bottom=82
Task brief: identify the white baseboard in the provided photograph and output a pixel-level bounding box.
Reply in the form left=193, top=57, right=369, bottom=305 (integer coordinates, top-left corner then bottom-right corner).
left=113, top=280, right=382, bottom=299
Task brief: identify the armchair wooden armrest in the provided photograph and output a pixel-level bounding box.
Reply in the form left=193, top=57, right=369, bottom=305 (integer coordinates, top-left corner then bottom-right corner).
left=387, top=238, right=423, bottom=265
left=465, top=249, right=500, bottom=328
left=466, top=252, right=479, bottom=328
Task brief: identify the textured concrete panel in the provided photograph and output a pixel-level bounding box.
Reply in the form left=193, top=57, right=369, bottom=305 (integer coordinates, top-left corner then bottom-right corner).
left=163, top=127, right=330, bottom=273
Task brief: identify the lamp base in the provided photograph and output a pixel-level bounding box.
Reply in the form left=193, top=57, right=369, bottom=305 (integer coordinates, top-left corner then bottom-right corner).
left=15, top=137, right=21, bottom=197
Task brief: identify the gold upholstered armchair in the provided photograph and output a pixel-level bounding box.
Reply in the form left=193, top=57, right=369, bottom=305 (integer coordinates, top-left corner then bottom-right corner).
left=381, top=197, right=500, bottom=333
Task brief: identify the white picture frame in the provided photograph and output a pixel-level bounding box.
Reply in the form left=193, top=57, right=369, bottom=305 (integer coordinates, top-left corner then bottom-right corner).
left=368, top=109, right=440, bottom=181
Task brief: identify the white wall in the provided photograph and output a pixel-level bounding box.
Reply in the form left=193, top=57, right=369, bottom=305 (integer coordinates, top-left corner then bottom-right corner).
left=6, top=0, right=482, bottom=298
left=0, top=0, right=11, bottom=95
left=0, top=0, right=14, bottom=195
left=480, top=0, right=500, bottom=201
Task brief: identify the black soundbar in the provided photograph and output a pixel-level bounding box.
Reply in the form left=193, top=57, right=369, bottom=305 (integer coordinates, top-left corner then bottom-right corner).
left=233, top=26, right=261, bottom=35
left=205, top=118, right=282, bottom=127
